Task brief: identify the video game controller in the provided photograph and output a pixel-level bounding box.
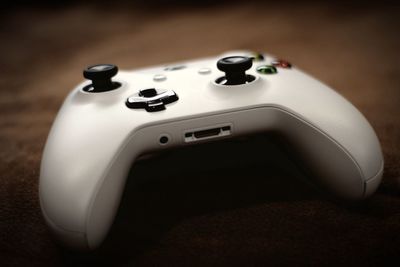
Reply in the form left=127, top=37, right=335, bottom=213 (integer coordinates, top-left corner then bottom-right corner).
left=39, top=51, right=384, bottom=250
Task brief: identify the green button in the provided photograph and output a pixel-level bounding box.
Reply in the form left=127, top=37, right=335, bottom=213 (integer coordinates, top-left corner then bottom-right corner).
left=257, top=65, right=277, bottom=74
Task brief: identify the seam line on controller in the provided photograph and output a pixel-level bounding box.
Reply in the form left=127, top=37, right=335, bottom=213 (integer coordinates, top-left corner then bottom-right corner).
left=363, top=160, right=384, bottom=196
left=274, top=105, right=365, bottom=176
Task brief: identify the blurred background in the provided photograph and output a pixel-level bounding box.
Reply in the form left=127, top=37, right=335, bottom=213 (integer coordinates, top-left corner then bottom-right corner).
left=0, top=0, right=399, bottom=266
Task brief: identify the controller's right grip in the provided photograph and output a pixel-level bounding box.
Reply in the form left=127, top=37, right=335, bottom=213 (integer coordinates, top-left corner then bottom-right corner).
left=274, top=108, right=382, bottom=200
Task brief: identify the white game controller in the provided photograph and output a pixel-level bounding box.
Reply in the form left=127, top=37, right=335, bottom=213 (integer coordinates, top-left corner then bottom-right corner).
left=39, top=51, right=384, bottom=250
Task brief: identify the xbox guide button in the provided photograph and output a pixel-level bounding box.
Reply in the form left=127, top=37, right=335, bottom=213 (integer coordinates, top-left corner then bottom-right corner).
left=164, top=65, right=186, bottom=71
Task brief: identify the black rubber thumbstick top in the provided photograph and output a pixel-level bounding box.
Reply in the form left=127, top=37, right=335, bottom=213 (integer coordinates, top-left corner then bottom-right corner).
left=217, top=56, right=253, bottom=85
left=83, top=64, right=120, bottom=92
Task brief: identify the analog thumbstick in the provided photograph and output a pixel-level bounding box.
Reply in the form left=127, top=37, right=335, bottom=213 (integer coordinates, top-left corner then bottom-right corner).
left=83, top=64, right=121, bottom=92
left=216, top=56, right=254, bottom=85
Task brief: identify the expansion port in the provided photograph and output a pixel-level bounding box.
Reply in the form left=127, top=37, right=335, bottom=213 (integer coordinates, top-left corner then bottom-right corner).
left=194, top=128, right=222, bottom=139
left=184, top=125, right=232, bottom=143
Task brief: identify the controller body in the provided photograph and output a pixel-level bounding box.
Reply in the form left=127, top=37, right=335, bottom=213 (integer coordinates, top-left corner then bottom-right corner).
left=39, top=51, right=384, bottom=250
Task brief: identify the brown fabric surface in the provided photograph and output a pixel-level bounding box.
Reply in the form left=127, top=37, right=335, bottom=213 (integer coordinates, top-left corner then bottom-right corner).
left=1, top=1, right=400, bottom=266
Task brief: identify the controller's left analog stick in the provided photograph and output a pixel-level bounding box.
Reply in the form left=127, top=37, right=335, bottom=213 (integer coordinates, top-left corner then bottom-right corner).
left=83, top=64, right=121, bottom=92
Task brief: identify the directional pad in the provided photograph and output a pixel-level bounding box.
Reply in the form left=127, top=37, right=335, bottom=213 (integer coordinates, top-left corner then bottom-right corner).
left=126, top=88, right=178, bottom=112
left=139, top=88, right=157, bottom=97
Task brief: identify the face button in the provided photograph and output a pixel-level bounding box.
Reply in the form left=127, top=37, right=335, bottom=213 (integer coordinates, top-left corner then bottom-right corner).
left=216, top=56, right=255, bottom=85
left=257, top=65, right=278, bottom=74
left=251, top=53, right=265, bottom=61
left=272, top=59, right=292, bottom=69
left=126, top=90, right=179, bottom=112
left=153, top=74, right=167, bottom=82
left=83, top=64, right=121, bottom=92
left=139, top=88, right=158, bottom=97
left=198, top=68, right=212, bottom=75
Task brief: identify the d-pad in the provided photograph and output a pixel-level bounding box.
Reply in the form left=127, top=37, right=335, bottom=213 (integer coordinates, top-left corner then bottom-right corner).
left=126, top=88, right=179, bottom=112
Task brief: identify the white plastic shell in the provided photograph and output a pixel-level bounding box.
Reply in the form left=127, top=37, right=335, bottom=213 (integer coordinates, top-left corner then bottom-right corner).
left=39, top=51, right=384, bottom=250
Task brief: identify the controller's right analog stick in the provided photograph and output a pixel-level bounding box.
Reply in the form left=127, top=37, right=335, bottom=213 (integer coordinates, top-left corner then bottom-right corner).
left=216, top=56, right=255, bottom=85
left=83, top=64, right=121, bottom=92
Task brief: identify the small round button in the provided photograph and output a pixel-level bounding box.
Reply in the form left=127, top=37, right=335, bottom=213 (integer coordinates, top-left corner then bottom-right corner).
left=83, top=64, right=121, bottom=92
left=153, top=74, right=167, bottom=82
left=198, top=68, right=211, bottom=75
left=257, top=65, right=278, bottom=74
left=272, top=59, right=292, bottom=69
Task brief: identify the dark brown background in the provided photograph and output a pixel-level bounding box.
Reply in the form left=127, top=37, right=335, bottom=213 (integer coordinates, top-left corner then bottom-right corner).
left=1, top=1, right=400, bottom=266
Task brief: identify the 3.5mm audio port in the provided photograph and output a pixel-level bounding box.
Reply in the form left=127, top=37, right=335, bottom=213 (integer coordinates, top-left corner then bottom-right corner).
left=159, top=135, right=169, bottom=145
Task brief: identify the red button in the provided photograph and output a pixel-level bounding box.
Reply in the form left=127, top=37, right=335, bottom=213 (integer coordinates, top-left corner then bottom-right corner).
left=272, top=59, right=292, bottom=69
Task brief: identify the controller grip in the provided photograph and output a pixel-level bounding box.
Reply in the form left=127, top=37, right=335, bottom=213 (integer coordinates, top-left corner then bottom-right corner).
left=267, top=71, right=384, bottom=199
left=40, top=129, right=144, bottom=249
left=272, top=108, right=383, bottom=200
left=39, top=93, right=148, bottom=250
